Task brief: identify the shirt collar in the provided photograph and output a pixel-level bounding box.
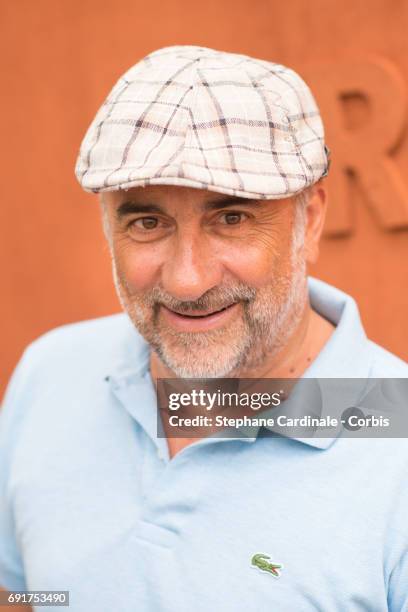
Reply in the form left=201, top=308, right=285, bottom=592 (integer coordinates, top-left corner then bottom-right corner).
left=305, top=277, right=371, bottom=379
left=260, top=277, right=372, bottom=450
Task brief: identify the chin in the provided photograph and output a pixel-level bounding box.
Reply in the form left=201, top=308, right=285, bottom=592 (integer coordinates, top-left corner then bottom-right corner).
left=155, top=346, right=245, bottom=379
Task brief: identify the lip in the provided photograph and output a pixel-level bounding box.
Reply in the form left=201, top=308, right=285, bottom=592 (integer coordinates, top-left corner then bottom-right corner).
left=160, top=302, right=240, bottom=332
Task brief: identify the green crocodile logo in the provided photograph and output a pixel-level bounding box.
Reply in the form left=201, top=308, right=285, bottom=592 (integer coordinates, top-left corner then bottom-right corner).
left=251, top=553, right=283, bottom=578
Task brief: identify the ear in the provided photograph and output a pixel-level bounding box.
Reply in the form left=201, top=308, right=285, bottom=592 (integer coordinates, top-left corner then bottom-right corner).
left=304, top=180, right=328, bottom=264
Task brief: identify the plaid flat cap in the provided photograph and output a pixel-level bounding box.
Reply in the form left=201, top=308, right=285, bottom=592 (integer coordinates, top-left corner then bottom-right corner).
left=75, top=45, right=329, bottom=199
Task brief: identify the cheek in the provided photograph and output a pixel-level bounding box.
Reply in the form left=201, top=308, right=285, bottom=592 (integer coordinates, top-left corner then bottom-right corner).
left=222, top=236, right=294, bottom=288
left=112, top=240, right=164, bottom=292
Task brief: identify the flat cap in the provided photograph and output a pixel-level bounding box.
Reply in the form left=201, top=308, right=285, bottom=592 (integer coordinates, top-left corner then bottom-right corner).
left=75, top=45, right=329, bottom=199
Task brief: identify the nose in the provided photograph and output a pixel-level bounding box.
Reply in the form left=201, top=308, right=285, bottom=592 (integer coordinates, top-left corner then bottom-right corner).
left=161, top=231, right=222, bottom=301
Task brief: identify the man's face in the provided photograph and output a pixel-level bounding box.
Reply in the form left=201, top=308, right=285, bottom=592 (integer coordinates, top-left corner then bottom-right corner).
left=102, top=185, right=309, bottom=378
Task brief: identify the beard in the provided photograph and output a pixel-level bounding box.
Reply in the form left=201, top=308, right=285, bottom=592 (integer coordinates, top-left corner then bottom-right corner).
left=110, top=236, right=307, bottom=378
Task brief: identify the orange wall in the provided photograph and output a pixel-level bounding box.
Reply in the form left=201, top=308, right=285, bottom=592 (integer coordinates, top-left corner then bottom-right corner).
left=1, top=0, right=407, bottom=395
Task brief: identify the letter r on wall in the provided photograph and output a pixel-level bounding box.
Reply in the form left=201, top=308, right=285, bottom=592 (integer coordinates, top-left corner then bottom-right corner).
left=303, top=57, right=408, bottom=234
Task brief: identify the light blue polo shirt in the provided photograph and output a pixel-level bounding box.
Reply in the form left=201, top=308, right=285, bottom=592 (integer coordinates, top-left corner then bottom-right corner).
left=1, top=277, right=408, bottom=611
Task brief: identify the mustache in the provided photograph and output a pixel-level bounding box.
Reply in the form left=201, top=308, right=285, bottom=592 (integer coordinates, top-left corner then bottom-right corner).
left=142, top=283, right=257, bottom=313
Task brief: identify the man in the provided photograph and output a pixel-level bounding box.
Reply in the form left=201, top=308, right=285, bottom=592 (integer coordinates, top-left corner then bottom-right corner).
left=1, top=45, right=407, bottom=611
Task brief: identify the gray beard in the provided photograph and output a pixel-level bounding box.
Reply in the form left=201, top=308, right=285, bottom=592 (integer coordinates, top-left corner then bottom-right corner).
left=111, top=254, right=307, bottom=379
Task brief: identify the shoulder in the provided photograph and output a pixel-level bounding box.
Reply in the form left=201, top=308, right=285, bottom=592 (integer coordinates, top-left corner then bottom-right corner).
left=27, top=312, right=135, bottom=354
left=27, top=311, right=142, bottom=359
left=4, top=313, right=148, bottom=400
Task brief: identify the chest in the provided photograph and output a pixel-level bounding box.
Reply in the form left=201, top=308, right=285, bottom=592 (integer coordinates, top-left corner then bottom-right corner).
left=10, top=429, right=389, bottom=611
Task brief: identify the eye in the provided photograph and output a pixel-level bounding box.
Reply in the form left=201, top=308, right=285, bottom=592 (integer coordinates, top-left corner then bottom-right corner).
left=219, top=212, right=247, bottom=225
left=126, top=215, right=172, bottom=242
left=132, top=217, right=159, bottom=230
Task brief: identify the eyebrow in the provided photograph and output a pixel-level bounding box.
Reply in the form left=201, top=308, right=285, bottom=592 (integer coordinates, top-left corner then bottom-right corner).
left=115, top=196, right=259, bottom=220
left=116, top=201, right=164, bottom=220
left=204, top=197, right=259, bottom=211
